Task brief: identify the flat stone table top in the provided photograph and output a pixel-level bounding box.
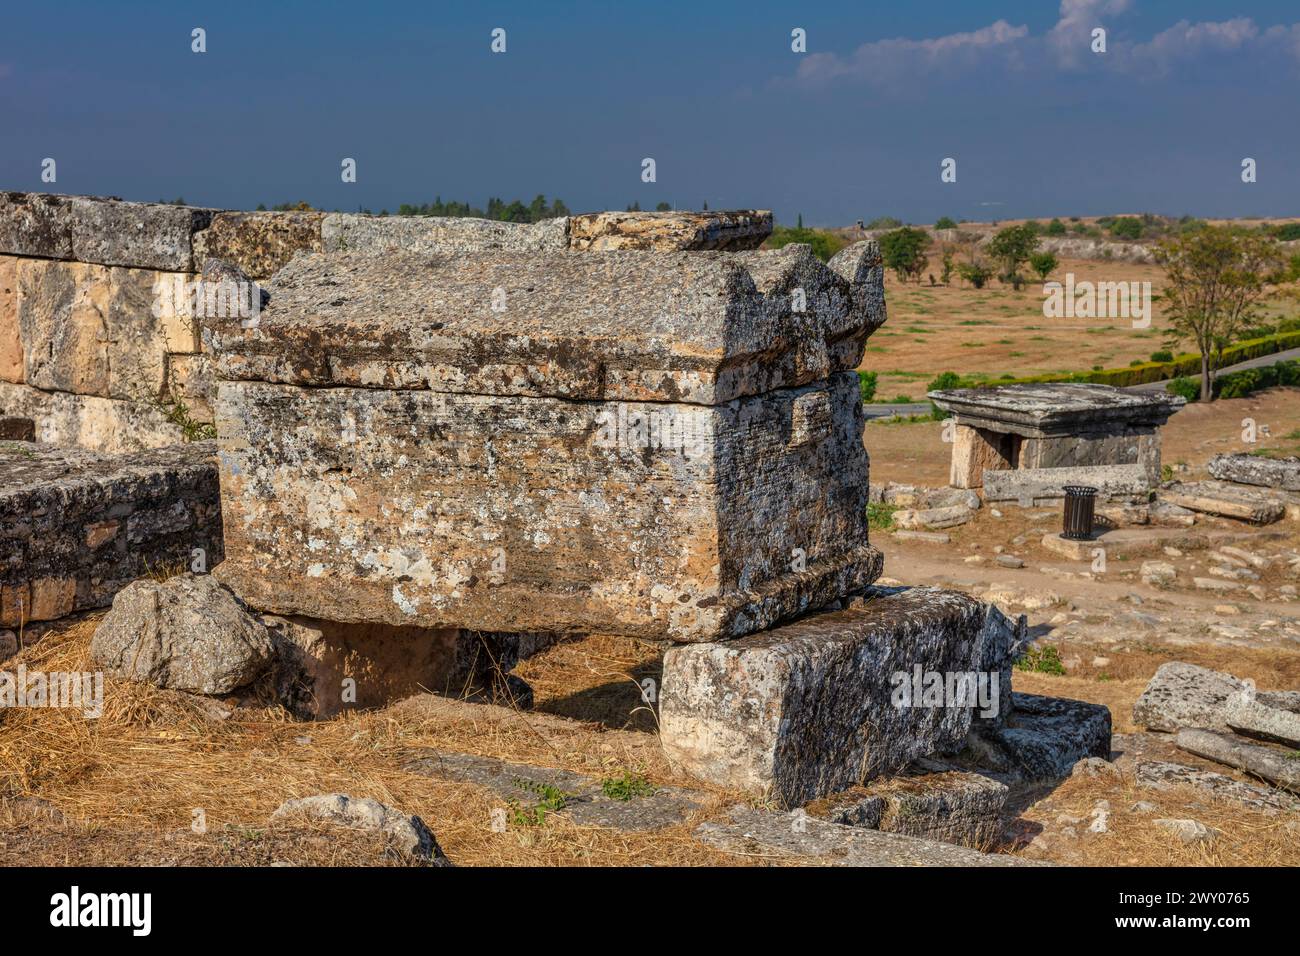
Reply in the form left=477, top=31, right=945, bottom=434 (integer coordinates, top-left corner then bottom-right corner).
left=928, top=383, right=1184, bottom=436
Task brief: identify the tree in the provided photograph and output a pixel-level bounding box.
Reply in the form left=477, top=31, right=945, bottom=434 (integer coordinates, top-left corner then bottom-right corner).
left=987, top=224, right=1039, bottom=287
left=878, top=227, right=931, bottom=283
left=1154, top=226, right=1280, bottom=401
left=1046, top=218, right=1066, bottom=236
left=1029, top=251, right=1059, bottom=281
left=957, top=261, right=993, bottom=288
left=655, top=202, right=672, bottom=211
left=934, top=216, right=957, bottom=230
left=1109, top=216, right=1143, bottom=240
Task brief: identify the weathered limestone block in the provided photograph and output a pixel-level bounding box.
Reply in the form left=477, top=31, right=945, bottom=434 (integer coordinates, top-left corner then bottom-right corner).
left=1208, top=452, right=1300, bottom=492
left=321, top=213, right=568, bottom=256
left=930, top=383, right=1185, bottom=437
left=1223, top=696, right=1300, bottom=748
left=981, top=463, right=1151, bottom=503
left=1133, top=661, right=1256, bottom=733
left=16, top=259, right=198, bottom=400
left=961, top=693, right=1111, bottom=780
left=812, top=760, right=1008, bottom=848
left=1175, top=728, right=1300, bottom=792
left=215, top=373, right=880, bottom=641
left=1163, top=480, right=1287, bottom=524
left=1017, top=427, right=1160, bottom=478
left=0, top=191, right=74, bottom=259
left=70, top=196, right=214, bottom=271
left=0, top=255, right=21, bottom=383
left=658, top=587, right=1013, bottom=807
left=193, top=211, right=323, bottom=279
left=0, top=382, right=187, bottom=452
left=206, top=243, right=885, bottom=403
left=950, top=424, right=1013, bottom=488
left=1136, top=760, right=1300, bottom=813
left=567, top=209, right=772, bottom=251
left=0, top=441, right=222, bottom=624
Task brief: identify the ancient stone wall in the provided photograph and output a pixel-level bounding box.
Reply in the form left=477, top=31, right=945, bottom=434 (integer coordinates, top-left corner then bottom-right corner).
left=0, top=192, right=773, bottom=455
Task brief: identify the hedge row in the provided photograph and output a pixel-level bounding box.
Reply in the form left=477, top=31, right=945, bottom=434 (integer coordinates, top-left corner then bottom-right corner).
left=978, top=329, right=1300, bottom=389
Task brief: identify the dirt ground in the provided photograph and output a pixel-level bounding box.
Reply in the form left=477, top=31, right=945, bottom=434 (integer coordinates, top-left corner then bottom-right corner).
left=865, top=250, right=1297, bottom=403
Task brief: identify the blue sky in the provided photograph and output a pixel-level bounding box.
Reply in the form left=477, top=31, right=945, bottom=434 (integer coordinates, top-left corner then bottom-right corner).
left=2, top=1, right=1298, bottom=224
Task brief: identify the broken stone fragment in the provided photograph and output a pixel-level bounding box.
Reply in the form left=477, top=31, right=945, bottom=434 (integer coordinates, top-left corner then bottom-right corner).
left=960, top=692, right=1112, bottom=781
left=893, top=504, right=975, bottom=531
left=1162, top=480, right=1286, bottom=525
left=1153, top=817, right=1218, bottom=845
left=1136, top=760, right=1299, bottom=813
left=91, top=573, right=273, bottom=695
left=1132, top=661, right=1293, bottom=734
left=1208, top=452, right=1300, bottom=492
left=659, top=587, right=1014, bottom=807
left=1224, top=696, right=1300, bottom=748
left=811, top=759, right=1008, bottom=849
left=567, top=209, right=772, bottom=251
left=1174, top=728, right=1300, bottom=792
left=269, top=794, right=450, bottom=865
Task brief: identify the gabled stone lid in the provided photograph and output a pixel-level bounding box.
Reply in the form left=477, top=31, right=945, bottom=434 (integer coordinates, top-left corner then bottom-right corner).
left=928, top=383, right=1185, bottom=434
left=204, top=240, right=885, bottom=404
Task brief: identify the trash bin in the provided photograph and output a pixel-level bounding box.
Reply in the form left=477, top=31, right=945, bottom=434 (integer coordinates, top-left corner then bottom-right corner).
left=1062, top=485, right=1098, bottom=540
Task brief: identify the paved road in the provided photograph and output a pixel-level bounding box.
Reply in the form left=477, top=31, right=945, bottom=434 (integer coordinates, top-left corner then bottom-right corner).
left=861, top=346, right=1300, bottom=418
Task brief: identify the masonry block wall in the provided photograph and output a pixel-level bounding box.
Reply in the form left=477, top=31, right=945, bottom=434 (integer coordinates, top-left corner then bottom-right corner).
left=0, top=192, right=773, bottom=454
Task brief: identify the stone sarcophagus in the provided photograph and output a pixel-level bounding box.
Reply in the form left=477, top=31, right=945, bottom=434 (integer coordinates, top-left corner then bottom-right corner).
left=208, top=241, right=886, bottom=642
left=928, top=383, right=1184, bottom=494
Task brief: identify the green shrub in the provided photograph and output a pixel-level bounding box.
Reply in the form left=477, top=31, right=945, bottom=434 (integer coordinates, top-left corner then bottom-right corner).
left=1016, top=645, right=1066, bottom=675
left=1214, top=360, right=1300, bottom=399
left=1108, top=217, right=1143, bottom=239
left=1272, top=222, right=1300, bottom=241
left=866, top=502, right=898, bottom=531
left=858, top=370, right=878, bottom=402
left=601, top=771, right=655, bottom=801
left=934, top=216, right=957, bottom=230
left=766, top=226, right=848, bottom=262
left=866, top=215, right=904, bottom=230
left=1046, top=218, right=1067, bottom=236
left=1166, top=376, right=1200, bottom=402
left=1149, top=350, right=1174, bottom=363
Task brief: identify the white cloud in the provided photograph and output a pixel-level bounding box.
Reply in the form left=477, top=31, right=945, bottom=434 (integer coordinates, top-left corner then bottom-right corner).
left=786, top=3, right=1299, bottom=89
left=1048, top=0, right=1133, bottom=68
left=793, top=20, right=1029, bottom=88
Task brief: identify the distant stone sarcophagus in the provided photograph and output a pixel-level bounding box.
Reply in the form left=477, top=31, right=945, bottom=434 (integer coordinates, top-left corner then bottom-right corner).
left=209, top=242, right=886, bottom=642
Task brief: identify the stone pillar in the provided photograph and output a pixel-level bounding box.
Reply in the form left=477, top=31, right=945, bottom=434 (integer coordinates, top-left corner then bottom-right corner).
left=950, top=424, right=1013, bottom=489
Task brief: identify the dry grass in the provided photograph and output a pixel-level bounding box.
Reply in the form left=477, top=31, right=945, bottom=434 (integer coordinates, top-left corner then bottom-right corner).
left=0, top=616, right=748, bottom=866
left=3, top=611, right=1296, bottom=866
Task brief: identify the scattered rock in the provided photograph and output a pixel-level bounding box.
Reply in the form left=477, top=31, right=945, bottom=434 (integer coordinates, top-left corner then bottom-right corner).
left=90, top=573, right=274, bottom=695
left=1139, top=561, right=1177, bottom=587
left=1224, top=696, right=1300, bottom=748
left=893, top=505, right=976, bottom=531
left=1154, top=818, right=1218, bottom=845
left=1137, top=760, right=1299, bottom=813
left=892, top=530, right=951, bottom=544
left=269, top=794, right=450, bottom=865
left=1133, top=662, right=1296, bottom=735
left=996, top=554, right=1025, bottom=569
left=1175, top=728, right=1300, bottom=791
